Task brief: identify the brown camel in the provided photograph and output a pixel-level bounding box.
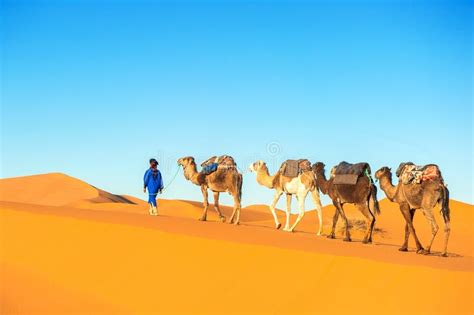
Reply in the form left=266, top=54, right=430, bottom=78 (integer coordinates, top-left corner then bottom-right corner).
left=375, top=166, right=450, bottom=256
left=177, top=156, right=243, bottom=224
left=312, top=162, right=380, bottom=243
left=249, top=160, right=323, bottom=234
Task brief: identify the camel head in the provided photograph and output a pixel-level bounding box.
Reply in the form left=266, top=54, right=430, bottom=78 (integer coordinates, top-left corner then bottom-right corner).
left=312, top=162, right=325, bottom=174
left=177, top=156, right=199, bottom=181
left=177, top=156, right=196, bottom=169
left=375, top=166, right=392, bottom=181
left=249, top=160, right=267, bottom=173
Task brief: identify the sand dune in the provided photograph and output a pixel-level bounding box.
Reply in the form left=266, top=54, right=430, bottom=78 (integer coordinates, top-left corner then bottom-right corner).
left=0, top=172, right=147, bottom=211
left=1, top=173, right=473, bottom=314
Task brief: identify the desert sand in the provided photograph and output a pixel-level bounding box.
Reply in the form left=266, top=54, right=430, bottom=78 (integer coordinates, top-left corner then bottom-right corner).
left=1, top=173, right=473, bottom=314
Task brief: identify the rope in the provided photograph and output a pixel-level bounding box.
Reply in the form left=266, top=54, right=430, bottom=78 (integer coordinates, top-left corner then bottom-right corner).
left=161, top=166, right=181, bottom=192
left=364, top=168, right=373, bottom=184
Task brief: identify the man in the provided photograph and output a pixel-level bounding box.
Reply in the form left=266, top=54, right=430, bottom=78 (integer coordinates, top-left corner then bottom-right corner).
left=143, top=158, right=163, bottom=216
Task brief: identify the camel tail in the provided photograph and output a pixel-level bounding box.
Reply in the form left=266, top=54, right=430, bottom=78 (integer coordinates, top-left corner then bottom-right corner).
left=369, top=183, right=381, bottom=215
left=440, top=185, right=450, bottom=223
left=237, top=173, right=243, bottom=202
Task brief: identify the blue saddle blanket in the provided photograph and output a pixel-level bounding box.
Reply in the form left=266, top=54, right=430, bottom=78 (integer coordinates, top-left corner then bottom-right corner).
left=202, top=163, right=219, bottom=175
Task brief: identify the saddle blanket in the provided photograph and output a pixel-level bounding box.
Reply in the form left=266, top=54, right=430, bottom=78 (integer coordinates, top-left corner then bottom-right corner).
left=331, top=161, right=371, bottom=185
left=201, top=163, right=218, bottom=175
left=397, top=162, right=441, bottom=185
left=279, top=159, right=311, bottom=178
left=333, top=174, right=359, bottom=185
left=200, top=155, right=236, bottom=176
left=201, top=155, right=236, bottom=168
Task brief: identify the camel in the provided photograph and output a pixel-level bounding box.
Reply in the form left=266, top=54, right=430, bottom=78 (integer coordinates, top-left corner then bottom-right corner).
left=248, top=160, right=323, bottom=234
left=312, top=162, right=380, bottom=243
left=177, top=156, right=243, bottom=224
left=375, top=166, right=450, bottom=256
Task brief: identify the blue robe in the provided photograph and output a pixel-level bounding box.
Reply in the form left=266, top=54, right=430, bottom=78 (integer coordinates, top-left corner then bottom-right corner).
left=144, top=168, right=163, bottom=206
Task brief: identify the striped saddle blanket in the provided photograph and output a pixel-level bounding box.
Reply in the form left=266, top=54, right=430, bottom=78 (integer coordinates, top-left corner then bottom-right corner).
left=396, top=162, right=441, bottom=185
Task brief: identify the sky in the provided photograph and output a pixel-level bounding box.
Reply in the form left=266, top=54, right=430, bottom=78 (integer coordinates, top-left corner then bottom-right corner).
left=1, top=0, right=473, bottom=211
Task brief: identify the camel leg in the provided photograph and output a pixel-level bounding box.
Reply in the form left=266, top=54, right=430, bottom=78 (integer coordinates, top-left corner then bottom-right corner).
left=212, top=192, right=226, bottom=223
left=334, top=201, right=351, bottom=242
left=399, top=209, right=415, bottom=252
left=399, top=204, right=424, bottom=253
left=328, top=206, right=339, bottom=239
left=228, top=194, right=237, bottom=224
left=442, top=220, right=450, bottom=257
left=289, top=191, right=307, bottom=232
left=200, top=186, right=209, bottom=221
left=310, top=189, right=323, bottom=236
left=269, top=191, right=283, bottom=229
left=231, top=192, right=242, bottom=225
left=420, top=208, right=439, bottom=255
left=357, top=203, right=375, bottom=244
left=283, top=194, right=292, bottom=231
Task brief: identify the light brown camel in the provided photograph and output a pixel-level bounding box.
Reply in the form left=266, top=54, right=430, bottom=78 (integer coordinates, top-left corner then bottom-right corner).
left=312, top=162, right=380, bottom=243
left=249, top=160, right=323, bottom=234
left=375, top=166, right=450, bottom=256
left=177, top=156, right=243, bottom=224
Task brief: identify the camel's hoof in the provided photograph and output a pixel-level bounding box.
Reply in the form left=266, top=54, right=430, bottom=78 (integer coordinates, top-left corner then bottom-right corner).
left=327, top=234, right=335, bottom=239
left=233, top=221, right=240, bottom=226
left=441, top=252, right=448, bottom=258
left=219, top=216, right=226, bottom=223
left=398, top=247, right=408, bottom=252
left=422, top=249, right=431, bottom=255
left=276, top=223, right=282, bottom=230
left=362, top=239, right=370, bottom=244
left=316, top=232, right=322, bottom=236
left=287, top=229, right=294, bottom=233
left=343, top=237, right=352, bottom=242
left=199, top=217, right=207, bottom=222
left=416, top=248, right=425, bottom=254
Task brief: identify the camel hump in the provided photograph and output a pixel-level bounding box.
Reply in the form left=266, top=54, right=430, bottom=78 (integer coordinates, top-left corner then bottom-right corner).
left=201, top=155, right=236, bottom=167
left=200, top=155, right=237, bottom=176
left=334, top=161, right=371, bottom=176
left=397, top=162, right=442, bottom=185
left=279, top=159, right=311, bottom=178
left=332, top=161, right=371, bottom=185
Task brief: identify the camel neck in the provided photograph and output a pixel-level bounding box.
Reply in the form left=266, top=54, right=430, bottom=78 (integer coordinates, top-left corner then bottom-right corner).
left=184, top=163, right=201, bottom=185
left=379, top=174, right=397, bottom=201
left=315, top=170, right=329, bottom=194
left=256, top=166, right=275, bottom=189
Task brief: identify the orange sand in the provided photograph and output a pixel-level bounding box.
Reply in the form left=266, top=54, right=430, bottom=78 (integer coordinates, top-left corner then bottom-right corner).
left=1, top=173, right=473, bottom=314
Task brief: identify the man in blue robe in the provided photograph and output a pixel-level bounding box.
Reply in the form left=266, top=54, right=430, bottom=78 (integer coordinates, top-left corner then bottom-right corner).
left=143, top=158, right=163, bottom=215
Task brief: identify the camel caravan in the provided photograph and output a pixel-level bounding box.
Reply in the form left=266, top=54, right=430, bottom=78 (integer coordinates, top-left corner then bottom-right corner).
left=175, top=155, right=451, bottom=257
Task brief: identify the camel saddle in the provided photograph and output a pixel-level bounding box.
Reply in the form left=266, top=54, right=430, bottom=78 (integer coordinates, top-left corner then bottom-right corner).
left=396, top=162, right=441, bottom=185
left=279, top=159, right=312, bottom=178
left=200, top=155, right=236, bottom=175
left=332, top=161, right=371, bottom=185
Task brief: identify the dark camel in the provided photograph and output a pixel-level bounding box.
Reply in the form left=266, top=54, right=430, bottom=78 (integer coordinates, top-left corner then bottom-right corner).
left=375, top=167, right=450, bottom=256
left=312, top=162, right=380, bottom=243
left=177, top=156, right=243, bottom=224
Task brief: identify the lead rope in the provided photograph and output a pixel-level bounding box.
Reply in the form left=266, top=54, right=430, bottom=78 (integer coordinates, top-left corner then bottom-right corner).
left=364, top=168, right=374, bottom=185
left=161, top=165, right=181, bottom=192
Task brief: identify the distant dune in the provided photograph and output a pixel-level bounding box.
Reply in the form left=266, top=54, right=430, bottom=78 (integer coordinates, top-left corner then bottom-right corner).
left=0, top=172, right=147, bottom=211
left=1, top=173, right=472, bottom=314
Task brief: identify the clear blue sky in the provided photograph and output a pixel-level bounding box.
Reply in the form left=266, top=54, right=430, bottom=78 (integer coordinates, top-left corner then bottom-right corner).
left=2, top=0, right=472, bottom=209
